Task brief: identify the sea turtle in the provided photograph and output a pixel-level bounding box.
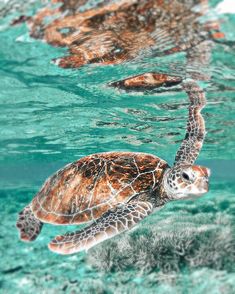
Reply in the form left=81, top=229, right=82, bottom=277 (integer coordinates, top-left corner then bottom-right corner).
left=16, top=81, right=210, bottom=254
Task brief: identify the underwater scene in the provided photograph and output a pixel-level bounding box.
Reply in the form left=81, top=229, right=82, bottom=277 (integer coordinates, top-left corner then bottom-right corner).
left=0, top=0, right=235, bottom=293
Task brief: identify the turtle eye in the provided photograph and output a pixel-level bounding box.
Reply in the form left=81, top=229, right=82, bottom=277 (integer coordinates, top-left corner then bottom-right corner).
left=182, top=172, right=190, bottom=181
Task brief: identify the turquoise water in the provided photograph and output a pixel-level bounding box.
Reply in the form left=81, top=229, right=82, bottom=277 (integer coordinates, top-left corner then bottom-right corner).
left=0, top=1, right=235, bottom=293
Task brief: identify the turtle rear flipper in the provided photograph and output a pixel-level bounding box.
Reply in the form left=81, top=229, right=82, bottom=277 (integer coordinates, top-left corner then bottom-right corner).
left=16, top=205, right=43, bottom=242
left=48, top=201, right=153, bottom=255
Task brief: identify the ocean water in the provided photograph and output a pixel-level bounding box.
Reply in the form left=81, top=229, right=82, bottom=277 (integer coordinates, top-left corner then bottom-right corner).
left=0, top=0, right=235, bottom=293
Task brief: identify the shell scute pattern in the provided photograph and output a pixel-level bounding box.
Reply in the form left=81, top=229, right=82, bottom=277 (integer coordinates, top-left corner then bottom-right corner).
left=31, top=152, right=168, bottom=225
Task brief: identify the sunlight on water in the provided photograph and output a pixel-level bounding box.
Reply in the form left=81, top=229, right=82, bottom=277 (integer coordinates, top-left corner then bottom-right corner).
left=0, top=0, right=234, bottom=293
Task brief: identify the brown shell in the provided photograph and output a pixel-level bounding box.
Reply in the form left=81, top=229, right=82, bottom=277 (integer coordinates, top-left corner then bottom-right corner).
left=32, top=152, right=168, bottom=225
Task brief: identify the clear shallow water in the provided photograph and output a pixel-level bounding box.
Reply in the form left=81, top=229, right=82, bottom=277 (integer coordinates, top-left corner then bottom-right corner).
left=0, top=0, right=235, bottom=293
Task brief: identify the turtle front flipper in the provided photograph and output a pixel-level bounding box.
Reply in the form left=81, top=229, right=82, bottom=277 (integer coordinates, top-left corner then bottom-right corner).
left=48, top=201, right=153, bottom=255
left=16, top=205, right=43, bottom=242
left=174, top=81, right=206, bottom=166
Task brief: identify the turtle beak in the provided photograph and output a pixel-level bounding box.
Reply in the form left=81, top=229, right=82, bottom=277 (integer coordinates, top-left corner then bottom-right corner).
left=199, top=175, right=209, bottom=194
left=200, top=166, right=211, bottom=178
left=203, top=177, right=209, bottom=192
left=205, top=168, right=211, bottom=178
left=199, top=167, right=210, bottom=193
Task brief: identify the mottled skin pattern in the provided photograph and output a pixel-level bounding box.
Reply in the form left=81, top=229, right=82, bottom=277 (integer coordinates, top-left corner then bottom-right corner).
left=16, top=205, right=43, bottom=241
left=31, top=152, right=168, bottom=225
left=16, top=80, right=210, bottom=254
left=174, top=82, right=206, bottom=165
left=164, top=82, right=209, bottom=199
left=49, top=202, right=153, bottom=254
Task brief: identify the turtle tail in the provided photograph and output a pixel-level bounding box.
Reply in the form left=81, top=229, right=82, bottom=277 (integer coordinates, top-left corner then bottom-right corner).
left=16, top=204, right=43, bottom=242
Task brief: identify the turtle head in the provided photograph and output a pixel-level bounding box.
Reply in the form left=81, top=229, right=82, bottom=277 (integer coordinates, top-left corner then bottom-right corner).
left=163, top=164, right=210, bottom=200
